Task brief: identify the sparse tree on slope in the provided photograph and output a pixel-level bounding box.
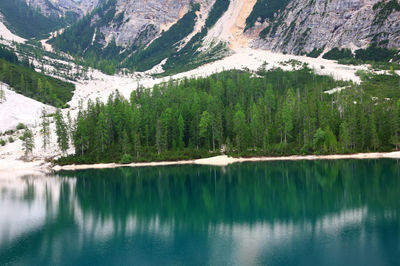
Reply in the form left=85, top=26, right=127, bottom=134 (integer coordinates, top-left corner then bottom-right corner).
left=21, top=128, right=34, bottom=160
left=40, top=108, right=50, bottom=151
left=0, top=84, right=5, bottom=104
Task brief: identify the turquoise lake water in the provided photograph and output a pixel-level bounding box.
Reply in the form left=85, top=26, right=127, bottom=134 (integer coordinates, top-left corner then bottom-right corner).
left=1, top=159, right=400, bottom=265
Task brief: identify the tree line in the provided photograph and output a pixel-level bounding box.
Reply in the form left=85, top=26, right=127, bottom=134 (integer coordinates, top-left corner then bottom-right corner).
left=0, top=46, right=75, bottom=107
left=55, top=67, right=400, bottom=165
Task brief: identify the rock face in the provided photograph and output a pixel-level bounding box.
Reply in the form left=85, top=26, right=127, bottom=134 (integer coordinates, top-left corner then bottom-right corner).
left=26, top=0, right=102, bottom=18
left=249, top=0, right=400, bottom=54
left=99, top=0, right=192, bottom=47
left=72, top=0, right=217, bottom=48
left=27, top=0, right=400, bottom=55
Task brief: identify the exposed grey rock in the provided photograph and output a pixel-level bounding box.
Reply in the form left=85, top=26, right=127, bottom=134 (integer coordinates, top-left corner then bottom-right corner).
left=26, top=0, right=102, bottom=18
left=250, top=0, right=400, bottom=54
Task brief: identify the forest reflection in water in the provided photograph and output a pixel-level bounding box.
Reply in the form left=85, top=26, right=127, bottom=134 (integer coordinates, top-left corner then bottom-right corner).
left=1, top=159, right=400, bottom=265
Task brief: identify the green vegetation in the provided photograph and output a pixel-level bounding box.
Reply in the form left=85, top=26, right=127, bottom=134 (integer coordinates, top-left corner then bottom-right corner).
left=49, top=0, right=120, bottom=74
left=21, top=128, right=34, bottom=160
left=0, top=45, right=19, bottom=64
left=162, top=0, right=230, bottom=74
left=119, top=154, right=133, bottom=164
left=306, top=47, right=324, bottom=58
left=123, top=5, right=199, bottom=72
left=359, top=73, right=400, bottom=99
left=16, top=123, right=26, bottom=130
left=373, top=0, right=400, bottom=26
left=41, top=109, right=51, bottom=151
left=245, top=0, right=291, bottom=31
left=0, top=46, right=75, bottom=107
left=322, top=48, right=353, bottom=60
left=51, top=0, right=230, bottom=75
left=355, top=46, right=398, bottom=62
left=0, top=0, right=68, bottom=39
left=55, top=66, right=400, bottom=165
left=322, top=46, right=400, bottom=70
left=0, top=58, right=75, bottom=107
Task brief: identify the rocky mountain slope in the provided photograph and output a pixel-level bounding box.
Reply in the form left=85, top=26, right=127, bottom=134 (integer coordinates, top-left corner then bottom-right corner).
left=248, top=0, right=400, bottom=55
left=1, top=0, right=399, bottom=73
left=25, top=0, right=102, bottom=18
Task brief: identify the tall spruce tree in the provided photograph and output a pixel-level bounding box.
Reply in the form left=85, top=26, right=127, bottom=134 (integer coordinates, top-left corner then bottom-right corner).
left=55, top=109, right=69, bottom=154
left=21, top=128, right=34, bottom=160
left=40, top=108, right=50, bottom=151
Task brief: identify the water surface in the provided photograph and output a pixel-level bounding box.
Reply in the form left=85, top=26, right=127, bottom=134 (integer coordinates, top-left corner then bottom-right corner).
left=1, top=160, right=400, bottom=265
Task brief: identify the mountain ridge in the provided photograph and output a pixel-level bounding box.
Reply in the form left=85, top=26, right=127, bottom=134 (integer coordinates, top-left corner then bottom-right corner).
left=1, top=0, right=399, bottom=74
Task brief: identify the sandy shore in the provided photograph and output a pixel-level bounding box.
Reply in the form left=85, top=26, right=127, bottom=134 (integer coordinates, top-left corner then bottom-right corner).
left=52, top=152, right=400, bottom=171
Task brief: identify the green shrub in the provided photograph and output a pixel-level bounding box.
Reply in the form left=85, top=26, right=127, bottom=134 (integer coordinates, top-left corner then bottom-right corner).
left=323, top=48, right=354, bottom=60
left=306, top=48, right=324, bottom=58
left=4, top=129, right=14, bottom=135
left=0, top=139, right=5, bottom=146
left=16, top=123, right=26, bottom=130
left=8, top=136, right=14, bottom=143
left=120, top=154, right=133, bottom=164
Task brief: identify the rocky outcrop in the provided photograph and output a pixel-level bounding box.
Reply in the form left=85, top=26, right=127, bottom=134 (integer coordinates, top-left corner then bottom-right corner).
left=98, top=0, right=220, bottom=47
left=100, top=0, right=191, bottom=47
left=249, top=0, right=400, bottom=54
left=26, top=0, right=102, bottom=18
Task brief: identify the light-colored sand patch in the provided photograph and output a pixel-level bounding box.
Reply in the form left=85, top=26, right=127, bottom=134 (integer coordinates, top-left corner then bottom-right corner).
left=0, top=21, right=25, bottom=43
left=195, top=155, right=237, bottom=166
left=170, top=48, right=366, bottom=83
left=53, top=152, right=400, bottom=171
left=324, top=86, right=351, bottom=95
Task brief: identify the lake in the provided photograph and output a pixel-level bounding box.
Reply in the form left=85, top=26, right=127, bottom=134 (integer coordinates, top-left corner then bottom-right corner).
left=1, top=160, right=400, bottom=265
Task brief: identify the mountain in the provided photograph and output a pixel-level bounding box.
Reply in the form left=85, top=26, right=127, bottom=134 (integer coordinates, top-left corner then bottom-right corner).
left=0, top=0, right=102, bottom=39
left=1, top=0, right=399, bottom=73
left=25, top=0, right=102, bottom=18
left=248, top=0, right=400, bottom=55
left=49, top=0, right=231, bottom=73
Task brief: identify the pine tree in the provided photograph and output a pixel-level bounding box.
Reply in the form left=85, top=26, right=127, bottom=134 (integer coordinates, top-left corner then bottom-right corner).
left=156, top=118, right=162, bottom=155
left=37, top=78, right=43, bottom=97
left=250, top=103, right=263, bottom=149
left=177, top=113, right=185, bottom=149
left=371, top=113, right=380, bottom=151
left=313, top=128, right=326, bottom=152
left=21, top=128, right=35, bottom=160
left=40, top=108, right=50, bottom=151
left=74, top=116, right=89, bottom=156
left=233, top=105, right=247, bottom=152
left=199, top=111, right=211, bottom=148
left=339, top=121, right=351, bottom=152
left=96, top=111, right=108, bottom=153
left=0, top=83, right=5, bottom=104
left=55, top=109, right=69, bottom=154
left=282, top=89, right=296, bottom=143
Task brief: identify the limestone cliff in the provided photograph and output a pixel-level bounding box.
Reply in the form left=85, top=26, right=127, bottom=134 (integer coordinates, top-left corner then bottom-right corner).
left=248, top=0, right=400, bottom=54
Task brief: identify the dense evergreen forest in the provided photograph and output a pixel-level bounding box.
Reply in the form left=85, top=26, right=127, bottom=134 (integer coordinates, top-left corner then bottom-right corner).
left=55, top=66, right=400, bottom=165
left=0, top=0, right=70, bottom=39
left=322, top=46, right=400, bottom=66
left=0, top=45, right=75, bottom=107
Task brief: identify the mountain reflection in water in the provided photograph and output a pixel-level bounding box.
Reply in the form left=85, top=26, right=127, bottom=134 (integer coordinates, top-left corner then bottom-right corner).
left=1, top=160, right=400, bottom=265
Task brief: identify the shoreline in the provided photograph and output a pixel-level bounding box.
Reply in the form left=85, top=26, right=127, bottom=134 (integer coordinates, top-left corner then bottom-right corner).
left=52, top=152, right=400, bottom=171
